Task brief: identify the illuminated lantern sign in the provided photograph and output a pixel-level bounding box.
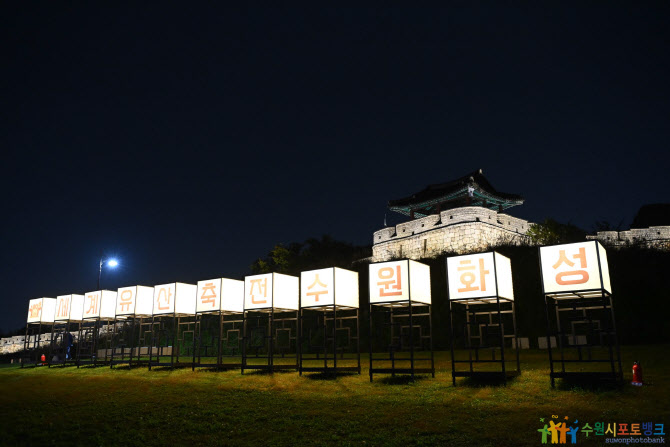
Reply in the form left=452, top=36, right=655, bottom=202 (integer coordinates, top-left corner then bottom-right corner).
left=539, top=241, right=611, bottom=295
left=446, top=252, right=514, bottom=300
left=196, top=278, right=244, bottom=313
left=300, top=267, right=359, bottom=309
left=83, top=290, right=117, bottom=320
left=244, top=273, right=299, bottom=311
left=116, top=286, right=154, bottom=317
left=55, top=294, right=84, bottom=321
left=152, top=282, right=197, bottom=315
left=26, top=298, right=57, bottom=324
left=369, top=260, right=431, bottom=305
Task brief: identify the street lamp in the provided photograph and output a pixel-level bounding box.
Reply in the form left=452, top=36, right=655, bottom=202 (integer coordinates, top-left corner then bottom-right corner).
left=98, top=256, right=119, bottom=290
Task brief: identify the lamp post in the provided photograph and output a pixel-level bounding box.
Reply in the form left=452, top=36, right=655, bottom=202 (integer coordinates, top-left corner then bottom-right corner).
left=98, top=256, right=119, bottom=290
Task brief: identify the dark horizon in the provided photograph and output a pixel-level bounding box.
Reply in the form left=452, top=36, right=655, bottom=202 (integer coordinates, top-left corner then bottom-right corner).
left=2, top=4, right=669, bottom=332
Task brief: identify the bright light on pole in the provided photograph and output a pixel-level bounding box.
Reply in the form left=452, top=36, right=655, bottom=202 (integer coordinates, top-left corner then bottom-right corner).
left=98, top=254, right=120, bottom=289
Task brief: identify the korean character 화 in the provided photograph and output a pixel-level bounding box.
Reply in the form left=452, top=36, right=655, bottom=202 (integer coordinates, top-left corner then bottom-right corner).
left=457, top=258, right=490, bottom=293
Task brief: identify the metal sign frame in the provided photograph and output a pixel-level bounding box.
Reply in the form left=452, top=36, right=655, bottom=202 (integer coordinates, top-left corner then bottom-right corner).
left=76, top=318, right=115, bottom=367
left=48, top=320, right=80, bottom=367
left=298, top=305, right=361, bottom=376
left=449, top=296, right=521, bottom=385
left=147, top=314, right=196, bottom=370
left=543, top=291, right=623, bottom=387
left=21, top=322, right=49, bottom=368
left=539, top=244, right=623, bottom=387
left=192, top=309, right=244, bottom=370
left=241, top=308, right=299, bottom=374
left=109, top=316, right=139, bottom=368
left=447, top=252, right=521, bottom=385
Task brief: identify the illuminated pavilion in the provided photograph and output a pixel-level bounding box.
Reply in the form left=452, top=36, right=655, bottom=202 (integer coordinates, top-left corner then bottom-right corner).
left=372, top=169, right=531, bottom=261
left=388, top=169, right=524, bottom=219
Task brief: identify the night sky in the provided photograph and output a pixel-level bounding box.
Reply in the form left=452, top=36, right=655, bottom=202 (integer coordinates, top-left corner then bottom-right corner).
left=2, top=4, right=669, bottom=332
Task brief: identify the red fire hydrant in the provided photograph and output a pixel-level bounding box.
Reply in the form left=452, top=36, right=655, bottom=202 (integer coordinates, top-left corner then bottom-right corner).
left=40, top=354, right=46, bottom=366
left=632, top=361, right=643, bottom=386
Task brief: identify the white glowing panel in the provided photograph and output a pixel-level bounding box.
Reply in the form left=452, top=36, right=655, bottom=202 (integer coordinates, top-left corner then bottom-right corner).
left=334, top=267, right=359, bottom=308
left=446, top=252, right=514, bottom=300
left=221, top=279, right=244, bottom=313
left=540, top=241, right=611, bottom=294
left=153, top=283, right=196, bottom=315
left=174, top=283, right=196, bottom=315
left=55, top=294, right=84, bottom=321
left=83, top=290, right=117, bottom=320
left=273, top=273, right=299, bottom=310
left=27, top=298, right=56, bottom=324
left=494, top=253, right=515, bottom=300
left=369, top=260, right=431, bottom=305
left=135, top=286, right=154, bottom=316
left=408, top=260, right=432, bottom=305
left=597, top=243, right=612, bottom=294
left=301, top=267, right=359, bottom=309
left=116, top=286, right=153, bottom=316
left=244, top=273, right=299, bottom=311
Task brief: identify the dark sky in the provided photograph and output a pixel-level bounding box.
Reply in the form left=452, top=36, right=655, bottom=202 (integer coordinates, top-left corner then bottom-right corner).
left=2, top=4, right=669, bottom=332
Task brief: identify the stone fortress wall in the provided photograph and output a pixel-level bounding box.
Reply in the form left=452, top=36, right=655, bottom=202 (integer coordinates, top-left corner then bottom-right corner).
left=587, top=226, right=670, bottom=250
left=0, top=324, right=118, bottom=356
left=372, top=206, right=532, bottom=262
left=1, top=334, right=51, bottom=355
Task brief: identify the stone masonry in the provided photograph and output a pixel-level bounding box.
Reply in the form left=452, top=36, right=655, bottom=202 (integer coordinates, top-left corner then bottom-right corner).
left=587, top=226, right=670, bottom=250
left=372, top=206, right=532, bottom=262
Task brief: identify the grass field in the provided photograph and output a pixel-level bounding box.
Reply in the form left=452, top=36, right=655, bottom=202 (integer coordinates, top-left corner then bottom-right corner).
left=1, top=345, right=668, bottom=447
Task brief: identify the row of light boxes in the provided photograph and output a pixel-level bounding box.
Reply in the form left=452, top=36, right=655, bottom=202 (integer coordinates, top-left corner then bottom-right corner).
left=27, top=241, right=611, bottom=323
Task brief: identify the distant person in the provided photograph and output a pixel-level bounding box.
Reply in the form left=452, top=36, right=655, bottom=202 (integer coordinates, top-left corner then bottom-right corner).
left=66, top=332, right=74, bottom=360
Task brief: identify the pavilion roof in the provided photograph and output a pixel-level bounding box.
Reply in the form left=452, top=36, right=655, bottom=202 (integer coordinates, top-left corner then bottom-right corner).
left=388, top=169, right=524, bottom=217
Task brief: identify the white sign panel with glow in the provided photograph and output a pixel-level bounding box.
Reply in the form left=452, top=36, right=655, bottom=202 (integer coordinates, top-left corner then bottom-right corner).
left=301, top=267, right=359, bottom=308
left=446, top=252, right=514, bottom=300
left=55, top=294, right=85, bottom=321
left=539, top=241, right=611, bottom=294
left=153, top=283, right=196, bottom=316
left=27, top=298, right=57, bottom=324
left=244, top=273, right=299, bottom=311
left=83, top=290, right=117, bottom=320
left=369, top=260, right=431, bottom=305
